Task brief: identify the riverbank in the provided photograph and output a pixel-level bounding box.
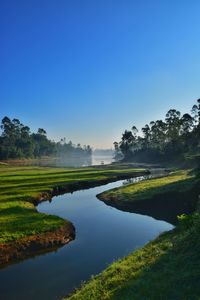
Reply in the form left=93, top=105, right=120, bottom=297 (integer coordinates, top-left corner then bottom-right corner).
left=98, top=170, right=199, bottom=224
left=0, top=222, right=75, bottom=267
left=66, top=170, right=200, bottom=299
left=0, top=164, right=147, bottom=266
left=98, top=170, right=196, bottom=204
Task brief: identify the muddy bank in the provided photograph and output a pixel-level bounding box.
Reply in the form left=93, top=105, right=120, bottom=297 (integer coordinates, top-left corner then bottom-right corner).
left=34, top=170, right=150, bottom=205
left=0, top=222, right=75, bottom=268
left=97, top=183, right=200, bottom=225
left=0, top=170, right=148, bottom=267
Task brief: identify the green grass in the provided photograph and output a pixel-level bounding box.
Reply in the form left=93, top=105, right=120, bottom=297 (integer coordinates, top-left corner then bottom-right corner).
left=99, top=170, right=197, bottom=203
left=0, top=164, right=145, bottom=244
left=66, top=214, right=200, bottom=300
left=66, top=170, right=200, bottom=300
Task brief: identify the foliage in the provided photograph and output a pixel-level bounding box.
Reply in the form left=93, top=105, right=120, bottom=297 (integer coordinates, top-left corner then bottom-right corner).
left=0, top=117, right=92, bottom=160
left=114, top=99, right=200, bottom=163
left=177, top=212, right=200, bottom=229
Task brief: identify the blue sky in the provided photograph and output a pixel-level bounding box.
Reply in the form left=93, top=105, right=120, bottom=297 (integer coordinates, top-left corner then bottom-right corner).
left=1, top=0, right=200, bottom=148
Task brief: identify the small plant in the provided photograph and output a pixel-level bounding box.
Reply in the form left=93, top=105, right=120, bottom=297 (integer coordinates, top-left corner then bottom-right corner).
left=177, top=212, right=200, bottom=229
left=177, top=214, right=193, bottom=229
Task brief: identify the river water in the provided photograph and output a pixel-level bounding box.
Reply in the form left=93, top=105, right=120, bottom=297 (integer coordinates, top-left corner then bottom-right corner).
left=0, top=175, right=173, bottom=300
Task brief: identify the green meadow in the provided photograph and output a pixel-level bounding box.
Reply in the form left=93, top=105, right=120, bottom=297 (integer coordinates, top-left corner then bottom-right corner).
left=66, top=216, right=200, bottom=300
left=0, top=164, right=145, bottom=244
left=66, top=170, right=200, bottom=299
left=98, top=170, right=197, bottom=203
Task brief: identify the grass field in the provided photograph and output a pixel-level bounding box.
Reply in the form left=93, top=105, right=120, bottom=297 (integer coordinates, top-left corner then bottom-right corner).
left=66, top=170, right=200, bottom=299
left=66, top=214, right=200, bottom=300
left=98, top=170, right=197, bottom=203
left=0, top=164, right=145, bottom=244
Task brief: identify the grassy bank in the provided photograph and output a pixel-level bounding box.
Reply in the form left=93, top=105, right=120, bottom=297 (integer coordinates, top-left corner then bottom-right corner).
left=66, top=170, right=200, bottom=299
left=98, top=170, right=197, bottom=204
left=97, top=170, right=200, bottom=225
left=66, top=214, right=200, bottom=299
left=0, top=164, right=146, bottom=244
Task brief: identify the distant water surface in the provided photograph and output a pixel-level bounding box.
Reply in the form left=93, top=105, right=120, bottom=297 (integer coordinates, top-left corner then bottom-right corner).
left=7, top=154, right=114, bottom=167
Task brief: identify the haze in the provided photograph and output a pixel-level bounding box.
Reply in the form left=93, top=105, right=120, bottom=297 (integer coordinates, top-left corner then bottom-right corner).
left=1, top=0, right=200, bottom=148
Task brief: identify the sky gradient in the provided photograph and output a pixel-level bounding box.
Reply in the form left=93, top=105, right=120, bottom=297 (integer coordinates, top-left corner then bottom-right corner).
left=1, top=0, right=200, bottom=148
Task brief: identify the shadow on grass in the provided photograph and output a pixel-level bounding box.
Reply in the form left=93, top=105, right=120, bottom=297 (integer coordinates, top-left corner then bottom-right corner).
left=111, top=226, right=200, bottom=300
left=99, top=178, right=200, bottom=225
left=0, top=170, right=144, bottom=191
left=66, top=223, right=200, bottom=300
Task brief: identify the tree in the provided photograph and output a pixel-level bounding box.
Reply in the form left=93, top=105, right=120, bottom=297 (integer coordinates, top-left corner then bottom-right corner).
left=37, top=128, right=47, bottom=136
left=180, top=113, right=194, bottom=135
left=113, top=141, right=122, bottom=160
left=0, top=116, right=92, bottom=161
left=119, top=130, right=134, bottom=159
left=165, top=109, right=181, bottom=142
left=131, top=125, right=138, bottom=138
left=115, top=99, right=200, bottom=163
left=142, top=124, right=151, bottom=149
left=149, top=120, right=167, bottom=150
left=1, top=116, right=14, bottom=138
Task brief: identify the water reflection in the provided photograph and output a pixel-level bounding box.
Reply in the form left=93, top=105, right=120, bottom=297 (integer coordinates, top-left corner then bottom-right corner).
left=104, top=174, right=198, bottom=226
left=122, top=175, right=150, bottom=185
left=0, top=176, right=172, bottom=300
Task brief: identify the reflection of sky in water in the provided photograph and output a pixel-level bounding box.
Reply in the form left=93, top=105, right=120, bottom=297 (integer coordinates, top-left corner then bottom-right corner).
left=92, top=154, right=114, bottom=165
left=0, top=176, right=173, bottom=300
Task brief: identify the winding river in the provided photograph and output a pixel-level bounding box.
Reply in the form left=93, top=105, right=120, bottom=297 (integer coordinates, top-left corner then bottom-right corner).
left=0, top=175, right=173, bottom=300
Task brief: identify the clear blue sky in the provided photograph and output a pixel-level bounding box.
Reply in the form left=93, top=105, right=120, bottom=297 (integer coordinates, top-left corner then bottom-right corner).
left=1, top=0, right=200, bottom=148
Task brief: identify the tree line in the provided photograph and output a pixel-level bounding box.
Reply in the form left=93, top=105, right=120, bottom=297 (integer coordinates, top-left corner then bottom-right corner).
left=0, top=116, right=92, bottom=160
left=114, top=99, right=200, bottom=163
